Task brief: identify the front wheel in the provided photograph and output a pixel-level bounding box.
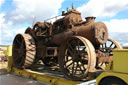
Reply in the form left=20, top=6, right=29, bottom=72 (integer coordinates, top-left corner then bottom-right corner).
left=58, top=36, right=96, bottom=80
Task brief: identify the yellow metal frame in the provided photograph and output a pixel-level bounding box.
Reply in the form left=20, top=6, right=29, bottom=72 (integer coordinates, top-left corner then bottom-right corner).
left=97, top=49, right=128, bottom=85
left=7, top=45, right=79, bottom=85
left=113, top=49, right=128, bottom=73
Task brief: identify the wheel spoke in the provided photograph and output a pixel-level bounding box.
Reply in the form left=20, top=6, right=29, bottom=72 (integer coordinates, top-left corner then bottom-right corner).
left=19, top=56, right=25, bottom=66
left=66, top=58, right=72, bottom=62
left=105, top=43, right=107, bottom=48
left=16, top=39, right=21, bottom=45
left=101, top=44, right=104, bottom=48
left=109, top=42, right=113, bottom=48
left=80, top=61, right=86, bottom=71
left=82, top=47, right=86, bottom=51
left=74, top=62, right=78, bottom=75
left=64, top=58, right=72, bottom=65
left=75, top=39, right=80, bottom=54
left=114, top=45, right=116, bottom=48
left=68, top=48, right=74, bottom=57
left=72, top=62, right=75, bottom=76
left=77, top=40, right=80, bottom=51
left=67, top=42, right=74, bottom=51
left=65, top=61, right=73, bottom=69
left=77, top=62, right=84, bottom=74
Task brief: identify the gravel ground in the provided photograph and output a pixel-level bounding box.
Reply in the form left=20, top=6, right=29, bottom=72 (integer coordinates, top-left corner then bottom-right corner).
left=0, top=61, right=8, bottom=74
left=0, top=61, right=48, bottom=85
left=0, top=74, right=48, bottom=85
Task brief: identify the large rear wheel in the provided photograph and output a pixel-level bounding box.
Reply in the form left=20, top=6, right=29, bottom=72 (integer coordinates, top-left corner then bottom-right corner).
left=12, top=34, right=36, bottom=69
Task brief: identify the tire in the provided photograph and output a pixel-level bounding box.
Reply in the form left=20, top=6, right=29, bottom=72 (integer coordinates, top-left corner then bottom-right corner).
left=100, top=77, right=127, bottom=85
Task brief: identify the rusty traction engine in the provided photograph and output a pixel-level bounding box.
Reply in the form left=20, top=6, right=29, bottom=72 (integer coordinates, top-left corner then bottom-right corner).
left=12, top=7, right=122, bottom=80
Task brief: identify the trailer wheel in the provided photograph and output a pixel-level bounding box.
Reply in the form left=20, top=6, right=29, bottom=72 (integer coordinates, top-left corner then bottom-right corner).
left=59, top=36, right=96, bottom=80
left=100, top=77, right=127, bottom=85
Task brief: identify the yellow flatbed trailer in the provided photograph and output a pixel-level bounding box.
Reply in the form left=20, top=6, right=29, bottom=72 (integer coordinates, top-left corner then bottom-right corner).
left=97, top=49, right=128, bottom=85
left=6, top=45, right=96, bottom=85
left=5, top=46, right=128, bottom=85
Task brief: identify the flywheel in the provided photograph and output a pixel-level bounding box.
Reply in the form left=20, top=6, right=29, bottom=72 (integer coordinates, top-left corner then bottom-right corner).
left=12, top=34, right=36, bottom=69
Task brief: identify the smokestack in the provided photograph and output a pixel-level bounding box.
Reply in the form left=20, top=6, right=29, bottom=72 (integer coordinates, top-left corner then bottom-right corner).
left=85, top=16, right=96, bottom=23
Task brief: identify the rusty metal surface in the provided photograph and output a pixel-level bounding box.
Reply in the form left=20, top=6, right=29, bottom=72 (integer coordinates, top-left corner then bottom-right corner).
left=0, top=74, right=47, bottom=85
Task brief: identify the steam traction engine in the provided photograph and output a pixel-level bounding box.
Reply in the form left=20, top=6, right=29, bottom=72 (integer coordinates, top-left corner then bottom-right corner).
left=12, top=7, right=122, bottom=80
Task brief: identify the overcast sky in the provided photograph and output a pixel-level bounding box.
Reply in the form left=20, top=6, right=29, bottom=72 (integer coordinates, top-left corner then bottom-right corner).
left=0, top=0, right=128, bottom=45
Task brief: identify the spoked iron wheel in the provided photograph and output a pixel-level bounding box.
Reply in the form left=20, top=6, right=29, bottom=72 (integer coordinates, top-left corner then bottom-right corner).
left=12, top=34, right=36, bottom=69
left=59, top=36, right=96, bottom=80
left=97, top=38, right=122, bottom=68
